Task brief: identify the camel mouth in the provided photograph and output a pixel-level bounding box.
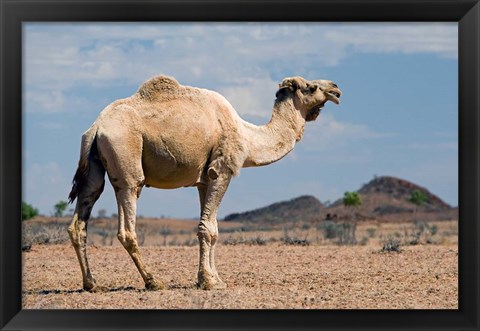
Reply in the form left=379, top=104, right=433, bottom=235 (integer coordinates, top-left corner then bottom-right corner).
left=306, top=87, right=341, bottom=121
left=326, top=89, right=341, bottom=104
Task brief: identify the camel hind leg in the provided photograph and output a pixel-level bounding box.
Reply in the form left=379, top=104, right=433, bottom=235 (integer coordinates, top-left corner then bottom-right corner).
left=114, top=187, right=164, bottom=290
left=97, top=130, right=164, bottom=291
left=67, top=158, right=105, bottom=292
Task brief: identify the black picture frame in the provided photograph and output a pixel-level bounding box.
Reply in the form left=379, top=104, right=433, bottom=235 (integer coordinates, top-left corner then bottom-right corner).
left=1, top=0, right=479, bottom=330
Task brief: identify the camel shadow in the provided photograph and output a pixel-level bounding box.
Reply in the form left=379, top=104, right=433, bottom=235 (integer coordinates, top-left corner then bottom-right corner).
left=24, top=286, right=141, bottom=295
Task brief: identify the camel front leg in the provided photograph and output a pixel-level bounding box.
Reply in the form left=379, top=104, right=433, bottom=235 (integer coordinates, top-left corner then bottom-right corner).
left=197, top=184, right=222, bottom=284
left=197, top=173, right=231, bottom=290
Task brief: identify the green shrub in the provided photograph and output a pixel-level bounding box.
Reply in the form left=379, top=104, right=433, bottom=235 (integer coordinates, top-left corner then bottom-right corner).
left=359, top=236, right=369, bottom=246
left=381, top=237, right=402, bottom=253
left=53, top=200, right=67, bottom=217
left=366, top=228, right=377, bottom=238
left=318, top=220, right=338, bottom=239
left=283, top=237, right=310, bottom=246
left=301, top=223, right=311, bottom=230
left=22, top=202, right=38, bottom=221
left=222, top=235, right=268, bottom=246
left=336, top=222, right=357, bottom=245
left=429, top=224, right=438, bottom=236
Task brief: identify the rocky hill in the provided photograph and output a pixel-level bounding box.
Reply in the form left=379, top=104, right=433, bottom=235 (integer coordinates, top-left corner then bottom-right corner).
left=327, top=176, right=456, bottom=222
left=223, top=195, right=322, bottom=223
left=223, top=176, right=457, bottom=223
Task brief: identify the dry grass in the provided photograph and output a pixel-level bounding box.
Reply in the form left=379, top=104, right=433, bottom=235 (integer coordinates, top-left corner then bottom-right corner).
left=24, top=217, right=457, bottom=248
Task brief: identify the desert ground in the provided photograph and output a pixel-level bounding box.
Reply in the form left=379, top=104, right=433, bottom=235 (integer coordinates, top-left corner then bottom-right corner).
left=22, top=218, right=458, bottom=309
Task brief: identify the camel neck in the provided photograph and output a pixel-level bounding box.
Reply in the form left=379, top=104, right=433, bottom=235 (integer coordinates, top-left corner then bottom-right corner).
left=241, top=99, right=306, bottom=167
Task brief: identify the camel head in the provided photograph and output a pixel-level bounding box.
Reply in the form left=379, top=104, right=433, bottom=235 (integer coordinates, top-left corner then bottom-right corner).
left=276, top=76, right=342, bottom=121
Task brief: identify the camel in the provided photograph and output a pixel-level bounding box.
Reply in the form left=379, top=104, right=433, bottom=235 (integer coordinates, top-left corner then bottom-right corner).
left=67, top=75, right=341, bottom=291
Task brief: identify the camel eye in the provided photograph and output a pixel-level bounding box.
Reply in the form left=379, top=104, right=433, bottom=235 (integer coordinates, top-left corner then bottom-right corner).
left=309, top=85, right=317, bottom=93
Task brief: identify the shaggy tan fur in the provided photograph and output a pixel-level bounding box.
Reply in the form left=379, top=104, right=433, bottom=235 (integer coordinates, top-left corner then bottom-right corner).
left=68, top=75, right=341, bottom=291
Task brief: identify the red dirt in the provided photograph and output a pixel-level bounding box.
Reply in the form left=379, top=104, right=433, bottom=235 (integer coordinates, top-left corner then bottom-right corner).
left=23, top=243, right=457, bottom=309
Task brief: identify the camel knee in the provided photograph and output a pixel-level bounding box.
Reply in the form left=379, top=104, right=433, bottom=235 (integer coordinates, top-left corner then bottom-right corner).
left=68, top=218, right=86, bottom=248
left=117, top=232, right=137, bottom=250
left=197, top=221, right=218, bottom=244
left=67, top=225, right=79, bottom=247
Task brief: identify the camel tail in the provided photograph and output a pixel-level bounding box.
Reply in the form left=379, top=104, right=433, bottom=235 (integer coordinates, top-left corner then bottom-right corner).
left=68, top=125, right=99, bottom=204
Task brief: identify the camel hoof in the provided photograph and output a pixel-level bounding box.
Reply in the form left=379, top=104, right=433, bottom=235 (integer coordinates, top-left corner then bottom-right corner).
left=197, top=279, right=227, bottom=290
left=85, top=285, right=108, bottom=293
left=145, top=280, right=165, bottom=291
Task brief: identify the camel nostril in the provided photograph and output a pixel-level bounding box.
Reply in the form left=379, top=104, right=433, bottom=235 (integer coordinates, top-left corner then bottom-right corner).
left=331, top=83, right=338, bottom=88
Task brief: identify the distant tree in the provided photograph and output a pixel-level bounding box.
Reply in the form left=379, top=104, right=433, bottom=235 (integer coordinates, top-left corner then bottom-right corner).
left=342, top=192, right=362, bottom=244
left=22, top=201, right=38, bottom=221
left=97, top=209, right=107, bottom=219
left=159, top=225, right=172, bottom=246
left=408, top=190, right=428, bottom=222
left=137, top=225, right=148, bottom=246
left=343, top=192, right=361, bottom=215
left=53, top=200, right=68, bottom=217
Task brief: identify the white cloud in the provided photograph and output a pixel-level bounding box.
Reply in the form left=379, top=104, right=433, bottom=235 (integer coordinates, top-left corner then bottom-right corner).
left=24, top=22, right=457, bottom=113
left=324, top=23, right=457, bottom=58
left=25, top=90, right=65, bottom=113
left=218, top=76, right=278, bottom=118
left=302, top=113, right=392, bottom=151
left=24, top=89, right=91, bottom=114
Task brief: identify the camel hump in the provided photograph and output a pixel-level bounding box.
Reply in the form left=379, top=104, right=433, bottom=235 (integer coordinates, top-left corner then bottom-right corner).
left=136, top=75, right=181, bottom=100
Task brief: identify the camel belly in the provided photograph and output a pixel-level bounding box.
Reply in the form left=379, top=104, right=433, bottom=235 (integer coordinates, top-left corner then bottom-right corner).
left=136, top=98, right=225, bottom=189
left=141, top=142, right=209, bottom=189
left=143, top=169, right=203, bottom=189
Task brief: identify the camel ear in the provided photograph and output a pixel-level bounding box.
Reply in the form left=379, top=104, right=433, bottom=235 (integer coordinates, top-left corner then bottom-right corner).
left=276, top=78, right=297, bottom=98
left=279, top=78, right=298, bottom=91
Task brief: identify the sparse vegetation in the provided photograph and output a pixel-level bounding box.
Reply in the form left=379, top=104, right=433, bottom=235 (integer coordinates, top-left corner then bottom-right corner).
left=137, top=225, right=148, bottom=246
left=409, top=190, right=428, bottom=222
left=358, top=236, right=369, bottom=245
left=282, top=227, right=310, bottom=246
left=21, top=215, right=457, bottom=250
left=342, top=191, right=362, bottom=244
left=159, top=225, right=172, bottom=246
left=222, top=234, right=269, bottom=246
left=317, top=220, right=358, bottom=245
left=23, top=222, right=69, bottom=246
left=381, top=237, right=402, bottom=253
left=183, top=237, right=197, bottom=246
left=318, top=220, right=338, bottom=239
left=366, top=227, right=377, bottom=238
left=22, top=201, right=39, bottom=221
left=97, top=209, right=107, bottom=219
left=336, top=222, right=357, bottom=245
left=53, top=200, right=68, bottom=217
left=283, top=236, right=310, bottom=246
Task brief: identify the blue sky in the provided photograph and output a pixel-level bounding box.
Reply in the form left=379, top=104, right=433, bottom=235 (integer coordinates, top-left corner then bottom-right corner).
left=23, top=23, right=458, bottom=218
